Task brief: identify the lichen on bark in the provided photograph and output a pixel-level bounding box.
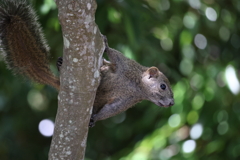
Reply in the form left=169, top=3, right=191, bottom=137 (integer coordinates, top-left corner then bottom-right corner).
left=49, top=0, right=104, bottom=159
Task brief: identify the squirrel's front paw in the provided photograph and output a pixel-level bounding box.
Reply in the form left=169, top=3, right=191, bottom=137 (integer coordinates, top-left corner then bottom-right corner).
left=89, top=114, right=96, bottom=128
left=102, top=35, right=109, bottom=52
left=56, top=57, right=63, bottom=71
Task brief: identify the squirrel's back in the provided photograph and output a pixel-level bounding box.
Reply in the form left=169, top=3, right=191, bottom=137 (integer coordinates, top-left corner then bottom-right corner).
left=0, top=0, right=59, bottom=89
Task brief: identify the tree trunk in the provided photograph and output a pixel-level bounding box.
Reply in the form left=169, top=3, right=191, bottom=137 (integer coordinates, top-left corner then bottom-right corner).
left=48, top=0, right=104, bottom=159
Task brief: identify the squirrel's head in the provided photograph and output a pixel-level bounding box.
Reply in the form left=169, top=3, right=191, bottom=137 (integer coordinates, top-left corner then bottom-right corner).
left=142, top=67, right=174, bottom=107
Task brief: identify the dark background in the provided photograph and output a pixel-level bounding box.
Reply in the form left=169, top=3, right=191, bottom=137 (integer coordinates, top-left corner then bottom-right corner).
left=0, top=0, right=240, bottom=159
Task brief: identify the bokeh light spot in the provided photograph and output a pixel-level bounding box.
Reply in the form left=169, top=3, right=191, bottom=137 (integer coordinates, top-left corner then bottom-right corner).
left=183, top=13, right=197, bottom=29
left=187, top=111, right=199, bottom=124
left=204, top=87, right=214, bottom=101
left=168, top=114, right=181, bottom=128
left=190, top=73, right=204, bottom=90
left=180, top=59, right=193, bottom=76
left=38, top=119, right=54, bottom=137
left=190, top=124, right=203, bottom=139
left=188, top=0, right=201, bottom=9
left=217, top=121, right=229, bottom=135
left=108, top=7, right=121, bottom=23
left=161, top=38, right=173, bottom=51
left=216, top=72, right=226, bottom=87
left=206, top=140, right=224, bottom=154
left=180, top=30, right=193, bottom=45
left=111, top=112, right=126, bottom=124
left=160, top=0, right=170, bottom=11
left=232, top=144, right=240, bottom=158
left=182, top=140, right=196, bottom=153
left=159, top=145, right=180, bottom=159
left=173, top=81, right=186, bottom=105
left=225, top=65, right=240, bottom=95
left=205, top=7, right=217, bottom=21
left=217, top=110, right=228, bottom=123
left=27, top=89, right=48, bottom=111
left=191, top=94, right=204, bottom=110
left=219, top=26, right=230, bottom=41
left=221, top=9, right=232, bottom=23
left=182, top=45, right=195, bottom=60
left=176, top=126, right=189, bottom=141
left=40, top=0, right=56, bottom=14
left=121, top=45, right=135, bottom=59
left=152, top=26, right=169, bottom=40
left=132, top=152, right=147, bottom=160
left=194, top=34, right=207, bottom=49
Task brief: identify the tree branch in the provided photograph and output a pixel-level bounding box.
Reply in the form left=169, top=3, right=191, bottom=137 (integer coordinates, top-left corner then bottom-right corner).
left=48, top=0, right=104, bottom=159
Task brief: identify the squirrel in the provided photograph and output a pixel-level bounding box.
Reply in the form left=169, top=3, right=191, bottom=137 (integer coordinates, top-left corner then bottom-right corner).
left=0, top=0, right=174, bottom=127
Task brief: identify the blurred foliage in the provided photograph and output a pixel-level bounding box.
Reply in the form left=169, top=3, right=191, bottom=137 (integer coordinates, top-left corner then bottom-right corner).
left=0, top=0, right=240, bottom=160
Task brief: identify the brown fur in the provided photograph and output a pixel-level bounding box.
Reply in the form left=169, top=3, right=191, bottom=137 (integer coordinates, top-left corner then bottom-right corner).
left=90, top=41, right=174, bottom=126
left=0, top=0, right=174, bottom=127
left=0, top=0, right=59, bottom=90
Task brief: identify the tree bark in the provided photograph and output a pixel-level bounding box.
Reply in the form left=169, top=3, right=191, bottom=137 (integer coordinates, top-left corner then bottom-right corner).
left=48, top=0, right=104, bottom=159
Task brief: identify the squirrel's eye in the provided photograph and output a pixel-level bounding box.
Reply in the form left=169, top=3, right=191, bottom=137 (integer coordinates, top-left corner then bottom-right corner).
left=160, top=84, right=166, bottom=90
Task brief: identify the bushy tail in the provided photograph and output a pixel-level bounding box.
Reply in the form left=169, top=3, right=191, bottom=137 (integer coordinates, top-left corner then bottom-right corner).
left=0, top=0, right=59, bottom=90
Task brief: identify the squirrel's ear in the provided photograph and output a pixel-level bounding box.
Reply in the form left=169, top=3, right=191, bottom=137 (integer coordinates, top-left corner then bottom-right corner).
left=147, top=67, right=160, bottom=78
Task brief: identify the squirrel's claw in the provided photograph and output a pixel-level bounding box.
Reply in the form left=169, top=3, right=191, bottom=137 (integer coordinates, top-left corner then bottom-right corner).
left=89, top=114, right=96, bottom=128
left=103, top=35, right=109, bottom=53
left=56, top=57, right=63, bottom=71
